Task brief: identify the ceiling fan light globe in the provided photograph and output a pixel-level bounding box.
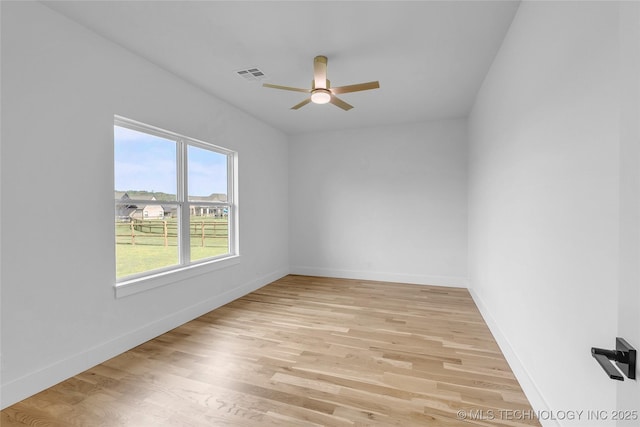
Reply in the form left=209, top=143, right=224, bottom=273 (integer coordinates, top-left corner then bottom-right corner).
left=311, top=89, right=331, bottom=104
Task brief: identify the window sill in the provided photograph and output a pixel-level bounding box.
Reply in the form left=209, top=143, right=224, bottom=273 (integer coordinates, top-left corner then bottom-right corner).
left=115, top=255, right=241, bottom=298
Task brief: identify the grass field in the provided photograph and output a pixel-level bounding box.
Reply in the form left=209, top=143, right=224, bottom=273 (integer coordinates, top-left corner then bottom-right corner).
left=115, top=218, right=229, bottom=279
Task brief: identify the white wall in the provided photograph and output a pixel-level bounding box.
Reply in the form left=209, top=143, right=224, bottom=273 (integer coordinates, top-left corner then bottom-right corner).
left=0, top=2, right=289, bottom=408
left=289, top=120, right=467, bottom=287
left=468, top=2, right=629, bottom=425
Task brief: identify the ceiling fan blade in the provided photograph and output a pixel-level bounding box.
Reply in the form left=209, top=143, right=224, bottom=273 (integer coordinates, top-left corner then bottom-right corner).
left=329, top=95, right=353, bottom=111
left=314, top=56, right=328, bottom=89
left=291, top=98, right=312, bottom=110
left=263, top=83, right=310, bottom=93
left=330, top=81, right=380, bottom=95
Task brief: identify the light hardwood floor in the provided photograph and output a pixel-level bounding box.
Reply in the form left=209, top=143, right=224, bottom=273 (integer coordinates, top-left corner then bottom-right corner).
left=2, top=275, right=540, bottom=426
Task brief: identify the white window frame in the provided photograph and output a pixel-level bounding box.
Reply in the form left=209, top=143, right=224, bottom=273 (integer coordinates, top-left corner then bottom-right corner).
left=114, top=116, right=239, bottom=298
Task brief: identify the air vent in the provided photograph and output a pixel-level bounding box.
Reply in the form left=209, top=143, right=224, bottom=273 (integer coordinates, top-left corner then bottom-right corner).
left=235, top=67, right=267, bottom=82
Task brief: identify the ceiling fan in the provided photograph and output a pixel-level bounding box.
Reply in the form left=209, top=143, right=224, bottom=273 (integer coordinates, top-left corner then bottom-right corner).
left=263, top=55, right=380, bottom=111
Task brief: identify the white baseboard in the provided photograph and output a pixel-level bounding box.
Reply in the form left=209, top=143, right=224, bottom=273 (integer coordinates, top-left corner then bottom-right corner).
left=290, top=265, right=468, bottom=288
left=0, top=268, right=289, bottom=409
left=468, top=287, right=558, bottom=427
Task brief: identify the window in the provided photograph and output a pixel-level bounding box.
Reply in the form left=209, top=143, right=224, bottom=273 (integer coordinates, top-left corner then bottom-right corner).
left=114, top=116, right=237, bottom=289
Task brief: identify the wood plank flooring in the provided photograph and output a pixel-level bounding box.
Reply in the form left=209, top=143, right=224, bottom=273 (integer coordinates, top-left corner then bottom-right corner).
left=1, top=275, right=540, bottom=426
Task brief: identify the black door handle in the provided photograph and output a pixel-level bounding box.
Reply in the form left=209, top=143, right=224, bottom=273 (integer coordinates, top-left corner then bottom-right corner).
left=591, top=337, right=636, bottom=381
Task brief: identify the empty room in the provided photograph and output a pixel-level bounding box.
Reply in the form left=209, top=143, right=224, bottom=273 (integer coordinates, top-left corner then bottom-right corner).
left=1, top=1, right=638, bottom=426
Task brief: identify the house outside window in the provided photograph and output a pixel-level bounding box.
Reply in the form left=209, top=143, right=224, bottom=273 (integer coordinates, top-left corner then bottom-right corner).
left=114, top=116, right=237, bottom=288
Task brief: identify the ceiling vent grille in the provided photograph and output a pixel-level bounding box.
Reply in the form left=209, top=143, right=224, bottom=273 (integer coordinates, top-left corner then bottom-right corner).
left=235, top=67, right=267, bottom=82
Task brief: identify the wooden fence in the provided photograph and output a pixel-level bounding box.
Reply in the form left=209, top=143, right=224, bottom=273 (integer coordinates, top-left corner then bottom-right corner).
left=116, top=219, right=228, bottom=247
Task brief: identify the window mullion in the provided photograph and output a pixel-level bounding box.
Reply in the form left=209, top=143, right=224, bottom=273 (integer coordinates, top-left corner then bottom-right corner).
left=227, top=153, right=236, bottom=255
left=177, top=139, right=190, bottom=265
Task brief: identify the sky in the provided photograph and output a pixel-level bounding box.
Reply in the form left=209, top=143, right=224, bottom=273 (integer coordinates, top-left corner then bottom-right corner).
left=114, top=125, right=228, bottom=197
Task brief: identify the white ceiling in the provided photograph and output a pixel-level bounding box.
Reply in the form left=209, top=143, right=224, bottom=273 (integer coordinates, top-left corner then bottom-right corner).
left=43, top=1, right=520, bottom=135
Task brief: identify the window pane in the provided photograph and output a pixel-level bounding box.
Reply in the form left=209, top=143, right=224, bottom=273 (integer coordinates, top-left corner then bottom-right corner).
left=114, top=125, right=177, bottom=200
left=115, top=204, right=179, bottom=278
left=189, top=204, right=230, bottom=262
left=188, top=145, right=227, bottom=202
